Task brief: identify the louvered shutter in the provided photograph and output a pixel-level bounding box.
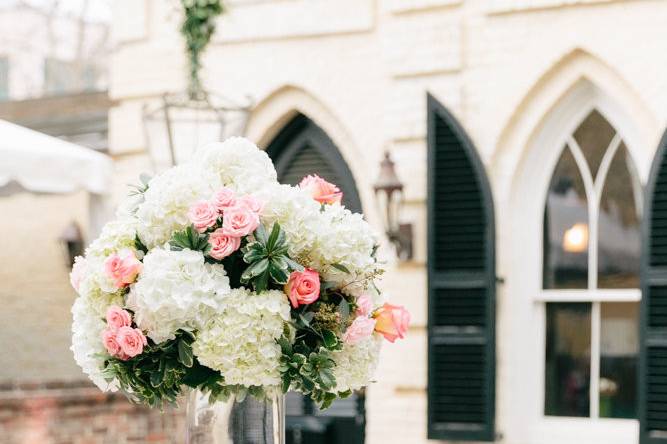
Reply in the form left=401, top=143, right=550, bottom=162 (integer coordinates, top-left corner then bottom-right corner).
left=427, top=94, right=496, bottom=441
left=640, top=130, right=667, bottom=444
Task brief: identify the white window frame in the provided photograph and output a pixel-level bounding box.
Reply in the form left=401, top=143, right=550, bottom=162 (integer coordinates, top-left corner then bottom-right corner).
left=503, top=80, right=648, bottom=444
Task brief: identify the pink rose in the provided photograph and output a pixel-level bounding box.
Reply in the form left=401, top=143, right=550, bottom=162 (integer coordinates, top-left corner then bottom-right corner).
left=69, top=256, right=87, bottom=291
left=103, top=250, right=142, bottom=289
left=298, top=174, right=343, bottom=205
left=212, top=187, right=237, bottom=213
left=237, top=195, right=264, bottom=214
left=373, top=303, right=410, bottom=343
left=105, top=305, right=132, bottom=332
left=355, top=293, right=373, bottom=316
left=222, top=205, right=260, bottom=237
left=343, top=317, right=377, bottom=344
left=102, top=329, right=122, bottom=357
left=116, top=326, right=147, bottom=358
left=188, top=200, right=219, bottom=232
left=208, top=228, right=241, bottom=260
left=284, top=268, right=321, bottom=308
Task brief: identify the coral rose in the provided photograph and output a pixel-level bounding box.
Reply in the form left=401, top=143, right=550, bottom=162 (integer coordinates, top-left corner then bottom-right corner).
left=188, top=200, right=219, bottom=232
left=208, top=228, right=241, bottom=260
left=103, top=250, right=142, bottom=289
left=284, top=268, right=321, bottom=308
left=298, top=174, right=343, bottom=205
left=222, top=205, right=260, bottom=237
left=116, top=326, right=147, bottom=358
left=373, top=303, right=410, bottom=343
left=343, top=317, right=377, bottom=344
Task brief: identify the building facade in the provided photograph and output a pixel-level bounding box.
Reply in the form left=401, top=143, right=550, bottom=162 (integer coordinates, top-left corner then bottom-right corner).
left=109, top=1, right=667, bottom=443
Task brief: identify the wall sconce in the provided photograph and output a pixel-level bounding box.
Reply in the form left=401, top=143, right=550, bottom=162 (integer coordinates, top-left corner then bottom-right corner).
left=59, top=221, right=84, bottom=268
left=373, top=152, right=413, bottom=261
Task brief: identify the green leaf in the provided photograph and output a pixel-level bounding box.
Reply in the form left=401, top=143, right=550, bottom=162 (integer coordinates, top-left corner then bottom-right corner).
left=281, top=377, right=291, bottom=394
left=269, top=263, right=289, bottom=284
left=266, top=222, right=281, bottom=251
left=299, top=312, right=314, bottom=327
left=338, top=299, right=350, bottom=323
left=254, top=224, right=268, bottom=244
left=243, top=244, right=266, bottom=263
left=241, top=258, right=269, bottom=281
left=178, top=340, right=194, bottom=368
left=330, top=263, right=350, bottom=274
left=254, top=270, right=270, bottom=292
left=322, top=330, right=338, bottom=349
left=319, top=369, right=336, bottom=390
left=284, top=257, right=304, bottom=272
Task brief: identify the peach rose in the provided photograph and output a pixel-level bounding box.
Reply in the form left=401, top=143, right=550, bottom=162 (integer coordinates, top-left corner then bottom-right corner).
left=355, top=293, right=373, bottom=316
left=343, top=317, right=376, bottom=344
left=284, top=268, right=321, bottom=308
left=298, top=174, right=343, bottom=205
left=373, top=303, right=410, bottom=343
left=188, top=200, right=219, bottom=232
left=212, top=187, right=237, bottom=213
left=116, top=326, right=147, bottom=358
left=105, top=305, right=132, bottom=332
left=238, top=195, right=264, bottom=214
left=222, top=205, right=260, bottom=237
left=69, top=256, right=87, bottom=291
left=103, top=250, right=142, bottom=289
left=208, top=228, right=241, bottom=260
left=102, top=329, right=122, bottom=357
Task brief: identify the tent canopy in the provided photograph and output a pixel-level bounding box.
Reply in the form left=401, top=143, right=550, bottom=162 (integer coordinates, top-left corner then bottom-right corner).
left=0, top=119, right=112, bottom=196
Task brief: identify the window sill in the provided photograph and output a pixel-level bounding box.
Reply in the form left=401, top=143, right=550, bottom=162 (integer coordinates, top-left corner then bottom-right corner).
left=530, top=417, right=638, bottom=444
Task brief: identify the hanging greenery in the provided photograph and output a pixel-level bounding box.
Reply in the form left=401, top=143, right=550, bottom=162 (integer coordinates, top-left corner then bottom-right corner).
left=180, top=0, right=224, bottom=98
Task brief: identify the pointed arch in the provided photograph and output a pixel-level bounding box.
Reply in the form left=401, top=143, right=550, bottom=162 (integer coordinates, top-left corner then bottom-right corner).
left=245, top=85, right=371, bottom=214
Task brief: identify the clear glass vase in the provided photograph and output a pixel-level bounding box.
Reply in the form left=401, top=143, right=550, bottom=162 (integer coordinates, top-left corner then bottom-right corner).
left=185, top=389, right=285, bottom=444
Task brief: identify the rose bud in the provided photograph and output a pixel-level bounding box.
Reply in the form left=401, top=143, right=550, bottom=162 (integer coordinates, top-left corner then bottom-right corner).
left=298, top=174, right=343, bottom=205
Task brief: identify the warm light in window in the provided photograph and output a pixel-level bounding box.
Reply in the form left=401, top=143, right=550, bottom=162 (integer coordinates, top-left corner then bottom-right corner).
left=563, top=223, right=589, bottom=253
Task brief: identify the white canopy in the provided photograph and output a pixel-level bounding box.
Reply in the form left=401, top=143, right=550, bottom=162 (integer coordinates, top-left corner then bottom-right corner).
left=0, top=118, right=112, bottom=196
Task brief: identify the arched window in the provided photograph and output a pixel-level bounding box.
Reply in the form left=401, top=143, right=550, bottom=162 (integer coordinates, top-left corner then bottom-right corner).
left=542, top=110, right=641, bottom=419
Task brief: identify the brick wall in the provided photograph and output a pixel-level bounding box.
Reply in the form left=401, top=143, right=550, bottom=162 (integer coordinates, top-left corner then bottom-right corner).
left=0, top=381, right=184, bottom=444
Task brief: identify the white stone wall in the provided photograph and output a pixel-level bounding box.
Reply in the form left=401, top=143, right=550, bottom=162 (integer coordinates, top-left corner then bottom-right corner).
left=110, top=1, right=667, bottom=443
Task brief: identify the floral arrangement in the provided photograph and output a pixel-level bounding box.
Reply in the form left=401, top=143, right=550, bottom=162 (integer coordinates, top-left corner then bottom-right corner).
left=70, top=137, right=409, bottom=409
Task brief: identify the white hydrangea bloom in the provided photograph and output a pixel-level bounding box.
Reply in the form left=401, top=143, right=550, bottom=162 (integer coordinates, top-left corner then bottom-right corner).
left=71, top=296, right=120, bottom=392
left=195, top=138, right=277, bottom=195
left=127, top=248, right=231, bottom=343
left=74, top=255, right=125, bottom=315
left=257, top=183, right=323, bottom=259
left=193, top=288, right=291, bottom=388
left=311, top=204, right=379, bottom=292
left=86, top=218, right=139, bottom=258
left=135, top=163, right=221, bottom=249
left=332, top=335, right=382, bottom=392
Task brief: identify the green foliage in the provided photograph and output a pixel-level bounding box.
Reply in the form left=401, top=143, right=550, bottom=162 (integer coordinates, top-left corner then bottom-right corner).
left=241, top=223, right=303, bottom=292
left=169, top=225, right=211, bottom=254
left=102, top=331, right=222, bottom=408
left=180, top=0, right=224, bottom=97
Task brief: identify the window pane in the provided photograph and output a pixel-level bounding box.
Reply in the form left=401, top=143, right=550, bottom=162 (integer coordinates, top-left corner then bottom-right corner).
left=573, top=110, right=616, bottom=178
left=600, top=302, right=639, bottom=419
left=543, top=147, right=589, bottom=289
left=598, top=144, right=641, bottom=288
left=545, top=303, right=591, bottom=417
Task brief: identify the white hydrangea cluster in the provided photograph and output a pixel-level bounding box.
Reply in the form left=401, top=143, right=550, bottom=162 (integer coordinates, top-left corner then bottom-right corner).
left=331, top=335, right=383, bottom=392
left=195, top=137, right=278, bottom=195
left=257, top=183, right=323, bottom=259
left=193, top=288, right=291, bottom=388
left=71, top=296, right=120, bottom=392
left=127, top=248, right=231, bottom=343
left=86, top=218, right=139, bottom=258
left=135, top=163, right=221, bottom=249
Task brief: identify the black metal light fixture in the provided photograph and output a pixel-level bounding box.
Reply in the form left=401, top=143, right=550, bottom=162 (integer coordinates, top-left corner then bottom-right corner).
left=141, top=0, right=252, bottom=172
left=373, top=151, right=413, bottom=260
left=59, top=221, right=84, bottom=267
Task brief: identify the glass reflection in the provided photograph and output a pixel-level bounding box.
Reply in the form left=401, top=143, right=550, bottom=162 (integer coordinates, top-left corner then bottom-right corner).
left=545, top=303, right=591, bottom=417
left=573, top=110, right=616, bottom=178
left=543, top=147, right=589, bottom=289
left=598, top=144, right=641, bottom=288
left=599, top=302, right=639, bottom=418
left=545, top=303, right=592, bottom=416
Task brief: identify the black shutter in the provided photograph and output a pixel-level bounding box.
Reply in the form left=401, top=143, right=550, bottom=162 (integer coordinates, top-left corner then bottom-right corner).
left=427, top=94, right=496, bottom=441
left=640, top=129, right=667, bottom=444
